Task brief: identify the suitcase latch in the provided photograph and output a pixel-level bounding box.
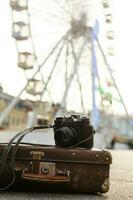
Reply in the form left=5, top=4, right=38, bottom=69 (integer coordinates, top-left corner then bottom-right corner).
left=30, top=151, right=44, bottom=160
left=39, top=162, right=55, bottom=176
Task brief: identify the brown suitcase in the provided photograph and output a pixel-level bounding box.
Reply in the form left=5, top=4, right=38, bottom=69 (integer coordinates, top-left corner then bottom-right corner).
left=0, top=144, right=112, bottom=194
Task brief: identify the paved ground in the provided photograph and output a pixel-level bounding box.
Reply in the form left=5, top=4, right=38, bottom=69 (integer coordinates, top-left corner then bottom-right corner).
left=0, top=150, right=133, bottom=200
left=109, top=150, right=133, bottom=200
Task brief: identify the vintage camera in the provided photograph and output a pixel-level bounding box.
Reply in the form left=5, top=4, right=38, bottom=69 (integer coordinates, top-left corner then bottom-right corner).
left=53, top=115, right=95, bottom=149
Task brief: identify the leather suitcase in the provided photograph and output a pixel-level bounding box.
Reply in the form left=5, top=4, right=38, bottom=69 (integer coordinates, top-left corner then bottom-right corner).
left=0, top=144, right=112, bottom=194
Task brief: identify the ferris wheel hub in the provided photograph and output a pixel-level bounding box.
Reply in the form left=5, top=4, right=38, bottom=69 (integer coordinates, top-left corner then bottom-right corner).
left=70, top=13, right=88, bottom=38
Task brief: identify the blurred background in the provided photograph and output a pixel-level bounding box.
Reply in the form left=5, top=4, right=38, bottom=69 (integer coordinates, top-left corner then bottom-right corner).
left=0, top=0, right=133, bottom=149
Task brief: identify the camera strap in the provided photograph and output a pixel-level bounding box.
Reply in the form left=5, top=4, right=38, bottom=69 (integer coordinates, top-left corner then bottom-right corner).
left=0, top=124, right=53, bottom=191
left=70, top=131, right=95, bottom=148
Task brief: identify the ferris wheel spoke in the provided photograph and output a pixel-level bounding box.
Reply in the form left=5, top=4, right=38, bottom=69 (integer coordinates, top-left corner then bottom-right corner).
left=70, top=40, right=85, bottom=113
left=65, top=0, right=88, bottom=12
left=0, top=31, right=70, bottom=126
left=29, top=9, right=70, bottom=24
left=63, top=40, right=70, bottom=111
left=27, top=4, right=46, bottom=92
left=55, top=30, right=89, bottom=116
left=32, top=31, right=69, bottom=77
left=35, top=0, right=71, bottom=16
left=29, top=2, right=71, bottom=22
left=95, top=34, right=129, bottom=116
left=54, top=0, right=72, bottom=16
left=41, top=86, right=53, bottom=103
left=65, top=40, right=71, bottom=88
left=93, top=58, right=104, bottom=109
left=39, top=35, right=68, bottom=101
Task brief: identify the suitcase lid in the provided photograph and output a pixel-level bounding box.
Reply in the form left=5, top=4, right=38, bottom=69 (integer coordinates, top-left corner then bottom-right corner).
left=0, top=144, right=112, bottom=165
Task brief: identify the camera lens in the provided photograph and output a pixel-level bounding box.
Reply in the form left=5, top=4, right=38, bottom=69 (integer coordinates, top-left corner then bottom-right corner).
left=54, top=127, right=78, bottom=147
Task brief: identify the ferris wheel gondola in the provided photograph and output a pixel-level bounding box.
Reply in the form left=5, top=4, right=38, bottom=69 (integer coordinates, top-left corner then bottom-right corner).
left=10, top=0, right=28, bottom=11
left=26, top=78, right=44, bottom=96
left=12, top=22, right=29, bottom=41
left=107, top=31, right=114, bottom=40
left=18, top=52, right=34, bottom=70
left=10, top=0, right=46, bottom=97
left=102, top=0, right=110, bottom=9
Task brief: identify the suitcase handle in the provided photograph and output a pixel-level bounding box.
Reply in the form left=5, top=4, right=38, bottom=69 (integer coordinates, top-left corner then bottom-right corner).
left=21, top=173, right=70, bottom=183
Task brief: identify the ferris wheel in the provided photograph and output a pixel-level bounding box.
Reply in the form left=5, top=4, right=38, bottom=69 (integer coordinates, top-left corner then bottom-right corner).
left=0, top=0, right=128, bottom=129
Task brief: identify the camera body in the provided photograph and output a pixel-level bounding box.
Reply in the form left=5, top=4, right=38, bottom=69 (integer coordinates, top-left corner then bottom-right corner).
left=53, top=115, right=95, bottom=149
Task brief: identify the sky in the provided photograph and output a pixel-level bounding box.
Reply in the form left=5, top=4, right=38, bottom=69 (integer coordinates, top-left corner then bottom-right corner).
left=0, top=0, right=133, bottom=115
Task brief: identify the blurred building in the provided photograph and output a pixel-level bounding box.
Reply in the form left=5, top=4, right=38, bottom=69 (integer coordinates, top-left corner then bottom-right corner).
left=96, top=111, right=133, bottom=147
left=0, top=91, right=28, bottom=130
left=0, top=89, right=58, bottom=131
left=0, top=87, right=133, bottom=139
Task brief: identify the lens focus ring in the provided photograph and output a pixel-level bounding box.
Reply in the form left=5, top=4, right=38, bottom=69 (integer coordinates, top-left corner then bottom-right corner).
left=54, top=127, right=78, bottom=147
